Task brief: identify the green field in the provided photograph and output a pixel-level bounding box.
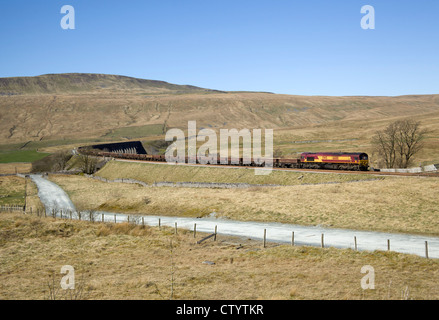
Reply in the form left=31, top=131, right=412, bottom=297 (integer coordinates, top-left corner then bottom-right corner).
left=0, top=150, right=50, bottom=163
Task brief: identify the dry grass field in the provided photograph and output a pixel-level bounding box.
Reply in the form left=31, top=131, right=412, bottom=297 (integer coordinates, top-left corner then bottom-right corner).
left=49, top=173, right=439, bottom=236
left=0, top=176, right=26, bottom=206
left=1, top=211, right=438, bottom=300
left=0, top=176, right=44, bottom=211
left=0, top=163, right=32, bottom=175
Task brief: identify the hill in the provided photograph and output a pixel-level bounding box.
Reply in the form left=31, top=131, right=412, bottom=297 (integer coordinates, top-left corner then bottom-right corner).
left=0, top=73, right=438, bottom=165
left=0, top=73, right=217, bottom=95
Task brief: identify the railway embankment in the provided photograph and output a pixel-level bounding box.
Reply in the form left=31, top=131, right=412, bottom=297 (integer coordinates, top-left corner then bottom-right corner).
left=94, top=159, right=382, bottom=187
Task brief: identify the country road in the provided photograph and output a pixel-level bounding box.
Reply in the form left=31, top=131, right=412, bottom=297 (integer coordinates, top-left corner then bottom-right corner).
left=30, top=174, right=439, bottom=259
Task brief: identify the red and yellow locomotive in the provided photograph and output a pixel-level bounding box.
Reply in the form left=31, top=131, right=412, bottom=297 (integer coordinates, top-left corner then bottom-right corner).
left=299, top=152, right=369, bottom=171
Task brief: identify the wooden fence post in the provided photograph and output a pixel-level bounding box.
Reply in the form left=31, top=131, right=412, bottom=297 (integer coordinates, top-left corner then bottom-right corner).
left=387, top=239, right=390, bottom=251
left=214, top=225, right=217, bottom=241
left=425, top=241, right=429, bottom=259
left=321, top=234, right=324, bottom=248
left=263, top=229, right=266, bottom=248
left=194, top=223, right=197, bottom=238
left=291, top=231, right=294, bottom=246
left=354, top=236, right=357, bottom=251
left=175, top=222, right=178, bottom=234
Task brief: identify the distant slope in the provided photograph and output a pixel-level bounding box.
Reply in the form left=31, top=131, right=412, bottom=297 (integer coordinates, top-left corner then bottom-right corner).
left=0, top=73, right=217, bottom=95
left=0, top=73, right=438, bottom=165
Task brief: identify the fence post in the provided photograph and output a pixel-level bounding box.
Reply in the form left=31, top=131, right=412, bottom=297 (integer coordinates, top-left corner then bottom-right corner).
left=263, top=229, right=266, bottom=248
left=321, top=234, right=324, bottom=248
left=142, top=216, right=144, bottom=227
left=159, top=218, right=161, bottom=230
left=387, top=239, right=390, bottom=251
left=425, top=241, right=429, bottom=259
left=114, top=214, right=116, bottom=224
left=354, top=236, right=357, bottom=251
left=214, top=225, right=217, bottom=241
left=194, top=223, right=197, bottom=238
left=175, top=222, right=178, bottom=234
left=291, top=231, right=294, bottom=246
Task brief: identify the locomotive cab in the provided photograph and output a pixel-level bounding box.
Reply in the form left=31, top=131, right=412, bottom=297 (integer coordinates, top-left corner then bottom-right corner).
left=359, top=153, right=369, bottom=170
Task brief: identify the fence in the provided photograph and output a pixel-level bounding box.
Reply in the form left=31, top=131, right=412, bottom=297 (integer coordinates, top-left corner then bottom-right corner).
left=0, top=204, right=25, bottom=212
left=3, top=204, right=435, bottom=259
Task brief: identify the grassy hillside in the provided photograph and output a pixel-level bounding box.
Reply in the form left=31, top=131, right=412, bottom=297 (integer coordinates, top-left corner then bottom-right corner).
left=0, top=73, right=216, bottom=95
left=0, top=73, right=438, bottom=166
left=96, top=160, right=377, bottom=186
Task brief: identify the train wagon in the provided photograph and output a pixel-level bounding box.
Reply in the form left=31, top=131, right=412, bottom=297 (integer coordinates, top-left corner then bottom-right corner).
left=78, top=145, right=370, bottom=171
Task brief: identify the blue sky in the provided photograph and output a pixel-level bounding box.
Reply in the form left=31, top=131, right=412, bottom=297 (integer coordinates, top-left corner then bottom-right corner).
left=0, top=0, right=438, bottom=96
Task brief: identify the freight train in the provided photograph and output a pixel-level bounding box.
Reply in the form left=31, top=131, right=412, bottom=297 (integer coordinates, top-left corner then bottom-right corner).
left=78, top=147, right=370, bottom=171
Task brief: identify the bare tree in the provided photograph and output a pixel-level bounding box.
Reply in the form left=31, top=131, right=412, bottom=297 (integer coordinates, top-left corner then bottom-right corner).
left=53, top=150, right=73, bottom=171
left=372, top=120, right=427, bottom=168
left=77, top=153, right=97, bottom=174
left=372, top=122, right=398, bottom=169
left=395, top=120, right=426, bottom=168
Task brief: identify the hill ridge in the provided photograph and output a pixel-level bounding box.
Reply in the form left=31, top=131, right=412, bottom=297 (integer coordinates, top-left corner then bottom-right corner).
left=0, top=73, right=219, bottom=95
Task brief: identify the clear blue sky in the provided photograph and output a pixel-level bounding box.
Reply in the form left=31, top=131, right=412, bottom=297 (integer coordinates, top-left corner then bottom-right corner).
left=0, top=0, right=438, bottom=96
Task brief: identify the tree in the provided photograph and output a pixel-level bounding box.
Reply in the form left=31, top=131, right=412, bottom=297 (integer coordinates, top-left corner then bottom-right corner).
left=372, top=122, right=398, bottom=169
left=372, top=120, right=427, bottom=168
left=53, top=150, right=73, bottom=171
left=77, top=153, right=97, bottom=174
